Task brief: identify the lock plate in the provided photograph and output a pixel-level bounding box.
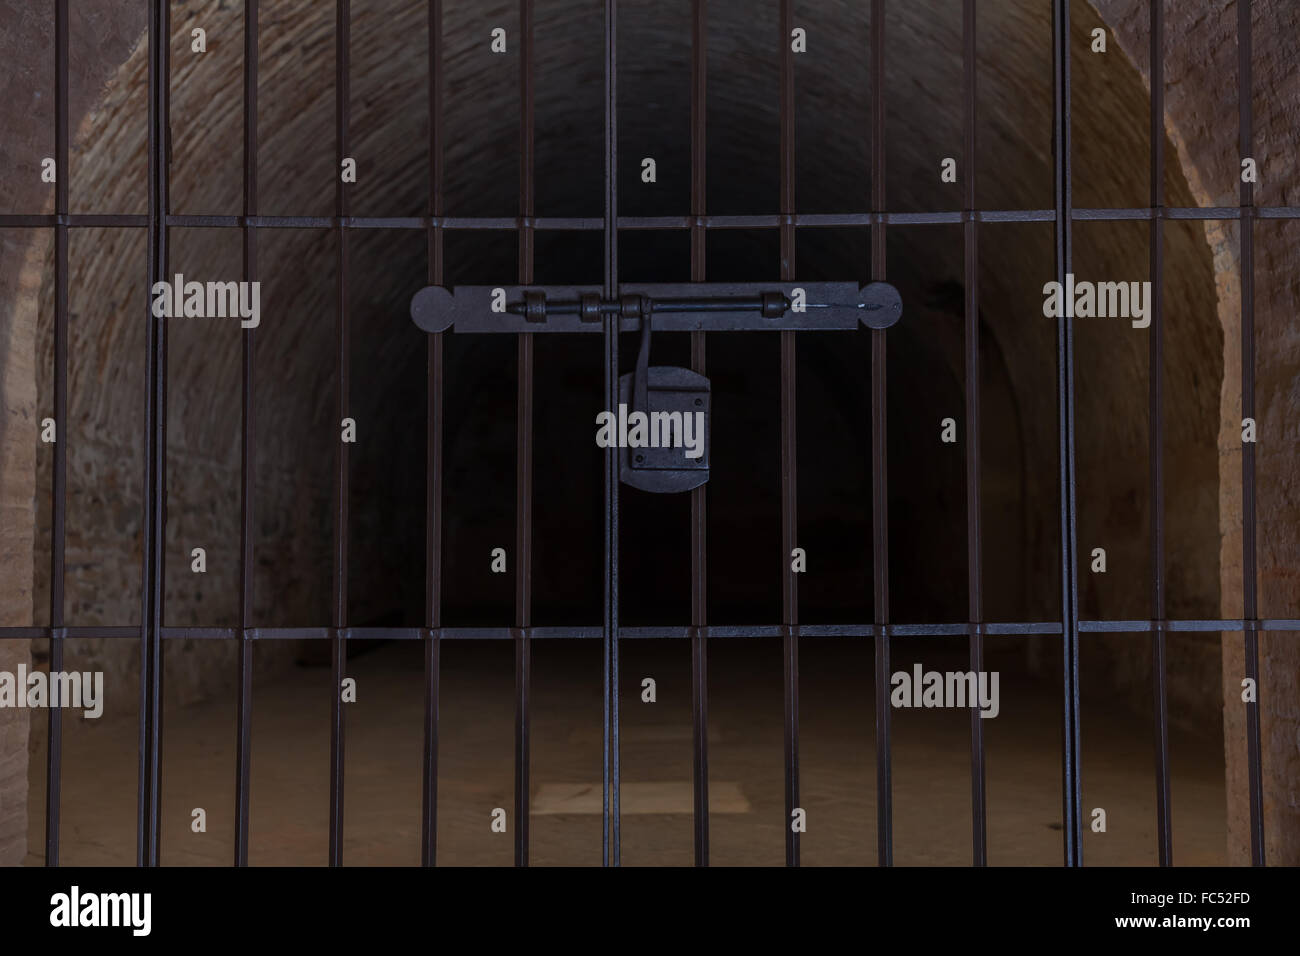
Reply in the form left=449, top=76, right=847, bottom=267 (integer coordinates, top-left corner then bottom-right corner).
left=617, top=366, right=710, bottom=493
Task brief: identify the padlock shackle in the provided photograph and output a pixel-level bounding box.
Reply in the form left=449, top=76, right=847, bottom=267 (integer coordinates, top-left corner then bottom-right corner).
left=633, top=307, right=652, bottom=421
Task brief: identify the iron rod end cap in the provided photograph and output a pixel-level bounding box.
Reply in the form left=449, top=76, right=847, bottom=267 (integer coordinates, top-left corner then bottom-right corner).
left=410, top=285, right=456, bottom=333
left=858, top=281, right=903, bottom=330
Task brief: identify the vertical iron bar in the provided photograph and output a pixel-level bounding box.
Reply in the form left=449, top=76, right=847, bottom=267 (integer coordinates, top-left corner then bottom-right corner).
left=778, top=0, right=800, bottom=869
left=869, top=0, right=892, bottom=868
left=45, top=0, right=69, bottom=868
left=514, top=0, right=536, bottom=868
left=328, top=0, right=351, bottom=868
left=962, top=0, right=987, bottom=867
left=234, top=0, right=259, bottom=867
left=602, top=0, right=621, bottom=867
left=689, top=0, right=710, bottom=868
left=421, top=0, right=445, bottom=869
left=1237, top=0, right=1265, bottom=867
left=1052, top=0, right=1083, bottom=866
left=1148, top=0, right=1172, bottom=868
left=139, top=0, right=169, bottom=867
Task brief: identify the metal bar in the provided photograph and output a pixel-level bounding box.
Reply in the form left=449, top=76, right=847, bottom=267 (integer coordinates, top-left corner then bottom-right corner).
left=1164, top=207, right=1243, bottom=220
left=602, top=0, right=621, bottom=867
left=778, top=0, right=800, bottom=869
left=44, top=0, right=70, bottom=868
left=18, top=619, right=1300, bottom=641
left=870, top=0, right=892, bottom=868
left=234, top=0, right=259, bottom=868
left=510, top=292, right=808, bottom=316
left=138, top=0, right=170, bottom=867
left=328, top=0, right=351, bottom=868
left=1148, top=0, right=1172, bottom=868
left=962, top=0, right=987, bottom=867
left=421, top=0, right=445, bottom=870
left=1052, top=0, right=1083, bottom=867
left=12, top=208, right=1300, bottom=231
left=514, top=0, right=536, bottom=868
left=1080, top=619, right=1297, bottom=633
left=1238, top=0, right=1265, bottom=867
left=689, top=0, right=710, bottom=868
left=416, top=282, right=878, bottom=334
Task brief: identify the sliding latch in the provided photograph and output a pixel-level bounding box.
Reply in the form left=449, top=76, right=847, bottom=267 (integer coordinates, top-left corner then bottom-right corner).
left=408, top=281, right=902, bottom=493
left=409, top=281, right=903, bottom=334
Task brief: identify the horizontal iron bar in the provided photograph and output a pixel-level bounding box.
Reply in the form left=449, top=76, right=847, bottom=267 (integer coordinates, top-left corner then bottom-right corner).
left=1076, top=619, right=1290, bottom=632
left=411, top=282, right=900, bottom=333
left=4, top=208, right=1299, bottom=231
left=506, top=294, right=776, bottom=317
left=5, top=620, right=1296, bottom=641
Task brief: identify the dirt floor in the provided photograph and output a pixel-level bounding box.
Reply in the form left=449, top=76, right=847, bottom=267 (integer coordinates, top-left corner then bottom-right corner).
left=24, top=637, right=1228, bottom=866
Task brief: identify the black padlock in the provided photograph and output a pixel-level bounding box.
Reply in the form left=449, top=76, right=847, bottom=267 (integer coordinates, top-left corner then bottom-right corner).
left=617, top=305, right=710, bottom=493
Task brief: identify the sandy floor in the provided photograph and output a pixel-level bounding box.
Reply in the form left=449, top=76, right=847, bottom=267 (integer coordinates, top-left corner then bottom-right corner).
left=24, top=638, right=1228, bottom=866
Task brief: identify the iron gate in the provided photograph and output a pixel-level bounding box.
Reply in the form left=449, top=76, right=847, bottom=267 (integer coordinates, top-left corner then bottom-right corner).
left=3, top=0, right=1287, bottom=868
